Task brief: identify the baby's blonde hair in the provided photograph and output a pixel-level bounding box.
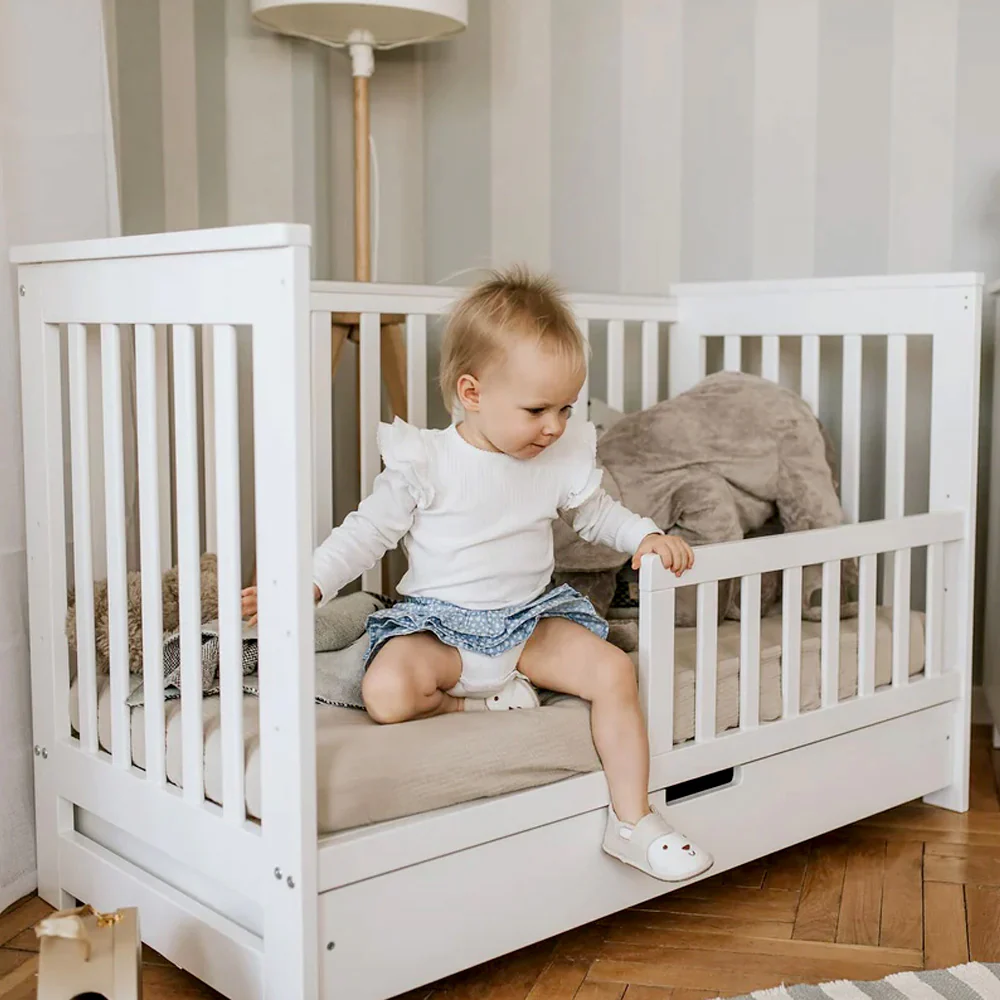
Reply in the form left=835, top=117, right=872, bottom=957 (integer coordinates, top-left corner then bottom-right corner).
left=439, top=266, right=586, bottom=410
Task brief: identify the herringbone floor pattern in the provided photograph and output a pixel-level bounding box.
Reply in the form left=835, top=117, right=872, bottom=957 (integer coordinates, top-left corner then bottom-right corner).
left=3, top=727, right=998, bottom=999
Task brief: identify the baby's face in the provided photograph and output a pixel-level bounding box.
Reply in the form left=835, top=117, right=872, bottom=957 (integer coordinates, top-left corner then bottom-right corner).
left=475, top=340, right=585, bottom=460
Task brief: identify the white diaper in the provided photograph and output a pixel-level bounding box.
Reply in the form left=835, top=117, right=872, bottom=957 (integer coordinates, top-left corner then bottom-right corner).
left=447, top=642, right=528, bottom=698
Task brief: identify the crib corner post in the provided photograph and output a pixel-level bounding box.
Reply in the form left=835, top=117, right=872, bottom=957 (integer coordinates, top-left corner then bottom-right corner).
left=249, top=238, right=319, bottom=997
left=16, top=264, right=75, bottom=910
left=639, top=559, right=675, bottom=764
left=922, top=279, right=983, bottom=814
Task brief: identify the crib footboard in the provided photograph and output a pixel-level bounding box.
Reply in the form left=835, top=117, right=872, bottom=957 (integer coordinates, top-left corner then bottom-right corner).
left=14, top=224, right=319, bottom=1000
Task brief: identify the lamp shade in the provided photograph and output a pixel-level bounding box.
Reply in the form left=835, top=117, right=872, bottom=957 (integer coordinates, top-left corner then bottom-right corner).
left=250, top=0, right=467, bottom=47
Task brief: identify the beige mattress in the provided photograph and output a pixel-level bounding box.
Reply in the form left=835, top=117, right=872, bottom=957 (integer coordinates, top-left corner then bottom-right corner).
left=71, top=607, right=924, bottom=834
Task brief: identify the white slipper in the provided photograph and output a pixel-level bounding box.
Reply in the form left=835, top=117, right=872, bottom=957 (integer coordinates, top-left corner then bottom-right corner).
left=464, top=674, right=540, bottom=712
left=602, top=806, right=713, bottom=882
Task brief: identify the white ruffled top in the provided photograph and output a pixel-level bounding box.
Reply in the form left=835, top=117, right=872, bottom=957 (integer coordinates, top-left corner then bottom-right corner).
left=312, top=417, right=661, bottom=610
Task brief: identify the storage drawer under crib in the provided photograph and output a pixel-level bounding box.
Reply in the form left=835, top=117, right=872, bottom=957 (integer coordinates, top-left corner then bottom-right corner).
left=317, top=701, right=954, bottom=1000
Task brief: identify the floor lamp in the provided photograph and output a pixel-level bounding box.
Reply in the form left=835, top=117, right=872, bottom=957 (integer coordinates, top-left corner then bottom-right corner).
left=251, top=0, right=468, bottom=418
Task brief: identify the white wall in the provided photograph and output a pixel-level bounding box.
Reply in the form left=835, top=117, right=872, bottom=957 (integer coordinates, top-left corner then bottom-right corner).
left=422, top=0, right=1000, bottom=289
left=0, top=0, right=120, bottom=912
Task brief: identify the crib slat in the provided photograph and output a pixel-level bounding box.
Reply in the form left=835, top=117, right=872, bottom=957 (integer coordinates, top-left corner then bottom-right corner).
left=884, top=336, right=908, bottom=603
left=925, top=542, right=943, bottom=677
left=101, top=324, right=131, bottom=768
left=311, top=311, right=333, bottom=545
left=201, top=328, right=217, bottom=554
left=821, top=560, right=841, bottom=708
left=801, top=336, right=821, bottom=415
left=359, top=312, right=382, bottom=594
left=723, top=335, right=742, bottom=373
left=739, top=574, right=761, bottom=731
left=406, top=314, right=428, bottom=428
left=156, top=327, right=173, bottom=565
left=68, top=324, right=98, bottom=754
left=607, top=320, right=625, bottom=412
left=695, top=582, right=718, bottom=743
left=857, top=553, right=877, bottom=697
left=841, top=335, right=863, bottom=523
left=892, top=547, right=911, bottom=687
left=782, top=566, right=802, bottom=719
left=884, top=336, right=907, bottom=518
left=640, top=321, right=659, bottom=409
left=173, top=323, right=204, bottom=804
left=762, top=336, right=780, bottom=383
left=213, top=325, right=245, bottom=825
left=135, top=324, right=166, bottom=786
left=639, top=588, right=674, bottom=756
left=576, top=316, right=590, bottom=417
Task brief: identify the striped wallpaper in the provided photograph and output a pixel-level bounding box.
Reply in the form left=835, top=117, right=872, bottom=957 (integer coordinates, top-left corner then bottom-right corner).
left=109, top=0, right=1000, bottom=288
left=109, top=0, right=1000, bottom=290
left=109, top=0, right=1000, bottom=677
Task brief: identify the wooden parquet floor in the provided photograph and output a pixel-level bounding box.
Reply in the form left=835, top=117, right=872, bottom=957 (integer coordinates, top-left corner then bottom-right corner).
left=3, top=726, right=999, bottom=999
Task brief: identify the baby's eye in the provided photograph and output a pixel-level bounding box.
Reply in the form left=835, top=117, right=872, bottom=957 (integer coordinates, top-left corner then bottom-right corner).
left=525, top=407, right=545, bottom=416
left=561, top=405, right=573, bottom=415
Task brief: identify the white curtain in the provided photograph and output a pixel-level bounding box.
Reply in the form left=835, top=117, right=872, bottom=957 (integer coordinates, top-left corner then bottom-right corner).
left=0, top=0, right=120, bottom=913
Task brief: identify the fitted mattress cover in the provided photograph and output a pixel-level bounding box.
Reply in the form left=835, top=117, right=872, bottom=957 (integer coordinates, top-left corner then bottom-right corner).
left=71, top=607, right=925, bottom=834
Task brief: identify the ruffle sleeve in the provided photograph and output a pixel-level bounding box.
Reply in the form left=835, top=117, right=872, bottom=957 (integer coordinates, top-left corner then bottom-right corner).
left=559, top=418, right=604, bottom=510
left=376, top=417, right=435, bottom=510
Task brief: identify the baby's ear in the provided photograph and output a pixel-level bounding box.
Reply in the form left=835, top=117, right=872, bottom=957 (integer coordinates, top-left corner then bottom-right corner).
left=456, top=373, right=480, bottom=411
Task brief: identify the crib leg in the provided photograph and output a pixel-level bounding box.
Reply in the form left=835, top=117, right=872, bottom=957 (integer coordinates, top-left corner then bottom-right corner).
left=923, top=696, right=972, bottom=814
left=36, top=792, right=75, bottom=910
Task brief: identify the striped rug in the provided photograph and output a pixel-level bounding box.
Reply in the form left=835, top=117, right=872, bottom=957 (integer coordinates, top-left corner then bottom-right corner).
left=722, top=962, right=1000, bottom=999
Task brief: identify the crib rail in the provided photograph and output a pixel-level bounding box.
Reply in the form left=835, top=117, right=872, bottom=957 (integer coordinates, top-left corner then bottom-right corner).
left=639, top=510, right=965, bottom=794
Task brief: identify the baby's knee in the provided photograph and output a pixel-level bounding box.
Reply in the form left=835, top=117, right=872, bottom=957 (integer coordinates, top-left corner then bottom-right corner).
left=593, top=645, right=638, bottom=700
left=362, top=658, right=427, bottom=724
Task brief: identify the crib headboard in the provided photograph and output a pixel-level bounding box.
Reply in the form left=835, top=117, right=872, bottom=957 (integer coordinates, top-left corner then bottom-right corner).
left=13, top=224, right=320, bottom=996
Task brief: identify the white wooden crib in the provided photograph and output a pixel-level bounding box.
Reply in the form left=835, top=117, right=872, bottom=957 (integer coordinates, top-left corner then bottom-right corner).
left=12, top=224, right=982, bottom=1000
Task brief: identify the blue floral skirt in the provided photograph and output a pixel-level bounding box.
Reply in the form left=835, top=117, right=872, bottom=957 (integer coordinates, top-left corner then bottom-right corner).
left=363, top=583, right=608, bottom=668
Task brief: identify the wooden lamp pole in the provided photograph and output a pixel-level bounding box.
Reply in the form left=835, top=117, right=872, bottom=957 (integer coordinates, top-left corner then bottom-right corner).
left=353, top=57, right=371, bottom=282
left=330, top=33, right=408, bottom=419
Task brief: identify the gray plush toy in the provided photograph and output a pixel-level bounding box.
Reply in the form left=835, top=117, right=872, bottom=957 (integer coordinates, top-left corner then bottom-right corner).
left=554, top=372, right=858, bottom=626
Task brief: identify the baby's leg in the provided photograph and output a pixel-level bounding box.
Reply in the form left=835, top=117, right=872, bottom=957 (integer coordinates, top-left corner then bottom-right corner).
left=362, top=633, right=463, bottom=724
left=517, top=618, right=650, bottom=824
left=519, top=618, right=713, bottom=882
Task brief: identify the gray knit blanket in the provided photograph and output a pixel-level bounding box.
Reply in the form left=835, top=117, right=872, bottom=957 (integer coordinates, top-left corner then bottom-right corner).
left=126, top=591, right=386, bottom=711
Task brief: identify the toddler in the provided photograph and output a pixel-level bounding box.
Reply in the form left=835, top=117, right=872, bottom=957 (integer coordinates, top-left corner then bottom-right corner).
left=242, top=268, right=713, bottom=883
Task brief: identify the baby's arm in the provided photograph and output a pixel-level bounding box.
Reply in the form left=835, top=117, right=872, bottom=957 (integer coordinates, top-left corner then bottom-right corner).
left=313, top=467, right=418, bottom=603
left=568, top=489, right=693, bottom=576
left=242, top=467, right=417, bottom=623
